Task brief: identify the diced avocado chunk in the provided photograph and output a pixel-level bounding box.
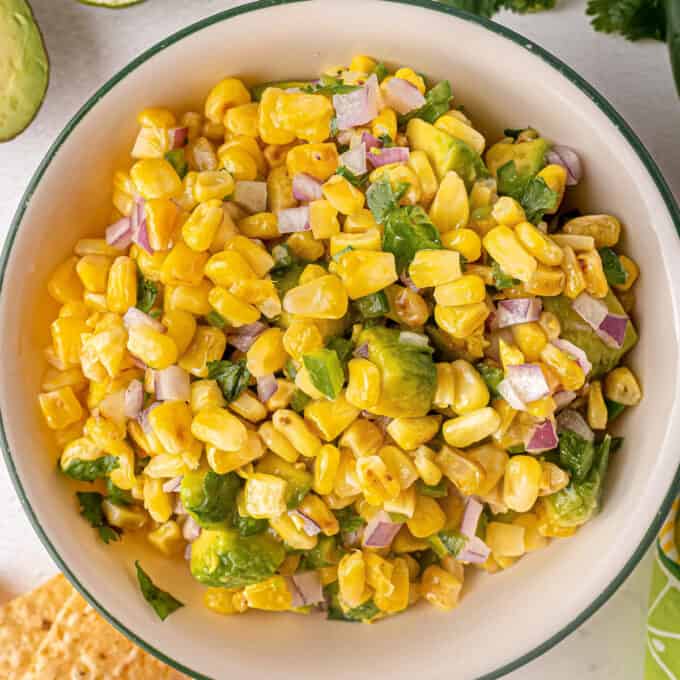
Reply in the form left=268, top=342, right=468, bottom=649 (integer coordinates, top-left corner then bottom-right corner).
left=406, top=118, right=487, bottom=187
left=250, top=80, right=312, bottom=101
left=255, top=452, right=312, bottom=509
left=0, top=0, right=49, bottom=141
left=541, top=291, right=637, bottom=378
left=485, top=137, right=550, bottom=179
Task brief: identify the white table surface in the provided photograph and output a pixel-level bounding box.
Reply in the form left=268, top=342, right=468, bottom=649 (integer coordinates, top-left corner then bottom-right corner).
left=0, top=1, right=678, bottom=677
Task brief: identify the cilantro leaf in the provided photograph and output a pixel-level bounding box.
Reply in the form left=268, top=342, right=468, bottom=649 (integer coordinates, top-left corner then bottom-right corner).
left=378, top=133, right=395, bottom=147
left=326, top=337, right=353, bottom=367
left=334, top=506, right=366, bottom=533
left=164, top=149, right=188, bottom=179
left=476, top=361, right=505, bottom=397
left=135, top=561, right=184, bottom=621
left=497, top=161, right=558, bottom=223
left=290, top=388, right=312, bottom=413
left=63, top=455, right=119, bottom=483
left=205, top=310, right=227, bottom=328
left=605, top=398, right=626, bottom=421
left=559, top=429, right=596, bottom=483
left=207, top=359, right=251, bottom=402
left=76, top=492, right=120, bottom=544
left=302, top=348, right=345, bottom=399
left=491, top=261, right=520, bottom=289
left=598, top=247, right=628, bottom=286
left=587, top=0, right=666, bottom=41
left=302, top=75, right=361, bottom=96
left=324, top=582, right=379, bottom=622
left=366, top=179, right=408, bottom=223
left=372, top=62, right=389, bottom=82
left=336, top=165, right=368, bottom=188
left=382, top=205, right=442, bottom=271
left=354, top=290, right=390, bottom=319
left=136, top=272, right=158, bottom=314
left=416, top=479, right=449, bottom=498
left=398, top=80, right=453, bottom=125
left=106, top=478, right=133, bottom=507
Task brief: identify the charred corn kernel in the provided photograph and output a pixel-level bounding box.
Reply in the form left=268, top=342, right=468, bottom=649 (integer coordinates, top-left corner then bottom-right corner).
left=442, top=407, right=501, bottom=448
left=230, top=389, right=268, bottom=423
left=407, top=495, right=446, bottom=538
left=41, top=367, right=87, bottom=393
left=130, top=158, right=182, bottom=200
left=181, top=200, right=223, bottom=252
left=338, top=551, right=368, bottom=608
left=587, top=380, right=607, bottom=429
left=334, top=250, right=398, bottom=299
left=285, top=231, right=324, bottom=261
left=407, top=150, right=438, bottom=205
left=283, top=275, right=348, bottom=320
left=451, top=359, right=489, bottom=414
left=540, top=343, right=585, bottom=391
left=322, top=175, right=365, bottom=215
left=165, top=280, right=213, bottom=316
left=350, top=55, right=377, bottom=73
left=339, top=420, right=383, bottom=459
left=384, top=284, right=429, bottom=328
left=490, top=196, right=525, bottom=227
left=274, top=91, right=334, bottom=143
left=434, top=302, right=489, bottom=339
left=161, top=310, right=196, bottom=357
left=309, top=200, right=340, bottom=239
left=296, top=494, right=339, bottom=536
left=333, top=448, right=361, bottom=498
left=106, top=256, right=137, bottom=314
left=344, top=209, right=378, bottom=234
left=269, top=513, right=317, bottom=550
left=441, top=228, right=482, bottom=263
left=429, top=171, right=469, bottom=232
left=486, top=522, right=525, bottom=557
left=312, top=444, right=341, bottom=495
left=420, top=565, right=462, bottom=610
left=208, top=286, right=260, bottom=327
left=127, top=325, right=178, bottom=370
left=160, top=242, right=208, bottom=287
left=224, top=101, right=259, bottom=137
left=204, top=587, right=248, bottom=615
left=515, top=222, right=563, bottom=266
left=511, top=322, right=547, bottom=362
left=39, top=387, right=83, bottom=430
left=614, top=255, right=638, bottom=291
left=499, top=338, right=525, bottom=370
left=372, top=107, right=398, bottom=140
left=285, top=143, right=339, bottom=181
left=148, top=401, right=195, bottom=454
left=143, top=477, right=173, bottom=523
left=75, top=255, right=112, bottom=294
left=503, top=455, right=542, bottom=512
left=563, top=214, right=621, bottom=248
left=386, top=416, right=441, bottom=451
left=272, top=409, right=321, bottom=458
left=435, top=445, right=485, bottom=495
left=604, top=366, right=641, bottom=405
left=205, top=77, right=251, bottom=124
left=244, top=575, right=295, bottom=611
left=483, top=226, right=537, bottom=283
left=408, top=250, right=461, bottom=288
left=434, top=114, right=485, bottom=154
left=379, top=445, right=419, bottom=489
left=413, top=446, right=443, bottom=486
left=219, top=147, right=258, bottom=182
left=305, top=393, right=359, bottom=441
left=205, top=250, right=257, bottom=288
left=560, top=245, right=586, bottom=299
left=246, top=328, right=286, bottom=377
left=147, top=520, right=184, bottom=556
left=524, top=263, right=565, bottom=296
left=346, top=358, right=381, bottom=410
left=178, top=327, right=226, bottom=378
left=207, top=431, right=265, bottom=474
left=539, top=461, right=570, bottom=496
left=578, top=249, right=608, bottom=298
left=434, top=275, right=485, bottom=307
left=51, top=317, right=88, bottom=367
left=329, top=228, right=382, bottom=256
left=191, top=407, right=247, bottom=452
left=283, top=319, right=324, bottom=361
left=194, top=170, right=235, bottom=203
left=226, top=236, right=275, bottom=277
left=265, top=164, right=296, bottom=213
left=190, top=379, right=225, bottom=413
left=525, top=395, right=556, bottom=418
left=433, top=363, right=455, bottom=409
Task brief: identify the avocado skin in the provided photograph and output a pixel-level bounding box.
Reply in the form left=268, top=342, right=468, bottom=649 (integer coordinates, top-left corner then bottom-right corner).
left=0, top=0, right=49, bottom=141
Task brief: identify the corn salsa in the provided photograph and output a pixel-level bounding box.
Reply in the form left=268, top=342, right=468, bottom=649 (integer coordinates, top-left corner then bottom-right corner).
left=39, top=55, right=642, bottom=622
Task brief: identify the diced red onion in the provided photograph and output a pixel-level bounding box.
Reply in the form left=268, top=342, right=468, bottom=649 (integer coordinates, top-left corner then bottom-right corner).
left=168, top=126, right=188, bottom=149
left=382, top=77, right=426, bottom=115
left=130, top=198, right=153, bottom=254
left=546, top=145, right=582, bottom=186
left=399, top=271, right=420, bottom=293
left=182, top=516, right=201, bottom=542
left=162, top=476, right=183, bottom=493
left=340, top=143, right=367, bottom=175
left=361, top=131, right=381, bottom=152
left=497, top=379, right=526, bottom=410
left=227, top=321, right=267, bottom=352
left=138, top=402, right=160, bottom=435
left=457, top=535, right=491, bottom=564
left=362, top=510, right=402, bottom=548
left=100, top=389, right=126, bottom=424
left=332, top=74, right=380, bottom=130
left=597, top=314, right=628, bottom=348
left=277, top=206, right=310, bottom=233
left=525, top=419, right=558, bottom=453
left=460, top=497, right=484, bottom=538
left=233, top=181, right=267, bottom=213
left=336, top=129, right=354, bottom=145
left=367, top=146, right=410, bottom=168
left=124, top=379, right=144, bottom=418
left=123, top=307, right=165, bottom=333
left=257, top=374, right=279, bottom=403
left=556, top=409, right=594, bottom=442
left=552, top=338, right=592, bottom=375
left=496, top=298, right=542, bottom=328
left=399, top=331, right=429, bottom=348
left=571, top=293, right=628, bottom=348
left=291, top=572, right=324, bottom=606
left=105, top=216, right=133, bottom=250
left=505, top=364, right=550, bottom=403
left=288, top=509, right=321, bottom=537
left=292, top=173, right=323, bottom=202
left=174, top=497, right=187, bottom=516
left=553, top=390, right=577, bottom=411
left=155, top=365, right=191, bottom=402
left=353, top=343, right=369, bottom=359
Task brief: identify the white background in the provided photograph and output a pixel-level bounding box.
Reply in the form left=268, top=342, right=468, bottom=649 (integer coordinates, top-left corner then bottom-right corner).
left=1, top=1, right=678, bottom=677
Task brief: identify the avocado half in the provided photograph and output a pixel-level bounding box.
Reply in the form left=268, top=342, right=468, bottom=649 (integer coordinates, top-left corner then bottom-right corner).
left=0, top=0, right=49, bottom=142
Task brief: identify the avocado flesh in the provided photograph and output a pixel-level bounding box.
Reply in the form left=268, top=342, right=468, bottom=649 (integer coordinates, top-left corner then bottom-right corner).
left=0, top=0, right=49, bottom=141
left=485, top=137, right=550, bottom=179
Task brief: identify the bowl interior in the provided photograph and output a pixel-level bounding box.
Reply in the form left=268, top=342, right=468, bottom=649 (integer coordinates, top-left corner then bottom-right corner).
left=2, top=1, right=680, bottom=679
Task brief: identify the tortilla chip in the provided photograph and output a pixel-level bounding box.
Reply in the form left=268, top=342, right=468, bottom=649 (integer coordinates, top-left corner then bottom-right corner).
left=23, top=589, right=188, bottom=680
left=0, top=574, right=72, bottom=680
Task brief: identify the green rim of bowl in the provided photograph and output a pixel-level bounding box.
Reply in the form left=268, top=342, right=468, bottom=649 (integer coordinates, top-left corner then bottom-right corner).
left=1, top=1, right=679, bottom=678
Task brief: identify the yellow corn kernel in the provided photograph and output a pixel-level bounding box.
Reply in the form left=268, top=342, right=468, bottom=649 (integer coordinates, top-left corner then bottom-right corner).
left=560, top=245, right=586, bottom=299
left=285, top=143, right=339, bottom=181
left=578, top=249, right=608, bottom=298
left=407, top=495, right=446, bottom=538
left=127, top=325, right=178, bottom=369
left=539, top=461, right=570, bottom=496
left=58, top=301, right=90, bottom=320
left=205, top=77, right=251, bottom=124
left=525, top=395, right=556, bottom=419
left=181, top=200, right=223, bottom=252
left=102, top=499, right=146, bottom=530
left=435, top=445, right=485, bottom=495
left=394, top=67, right=426, bottom=93
left=486, top=522, right=526, bottom=557
left=165, top=280, right=212, bottom=316
left=131, top=246, right=166, bottom=283
left=269, top=513, right=317, bottom=551
left=334, top=250, right=398, bottom=299
left=193, top=170, right=235, bottom=203
left=130, top=158, right=182, bottom=200
left=230, top=389, right=268, bottom=423
left=295, top=494, right=339, bottom=536
left=207, top=286, right=259, bottom=327
left=614, top=254, right=638, bottom=291
left=131, top=125, right=170, bottom=159
left=379, top=445, right=419, bottom=490
left=434, top=302, right=489, bottom=339
left=219, top=147, right=258, bottom=182
left=143, top=198, right=179, bottom=252
left=498, top=337, right=524, bottom=369
left=345, top=358, right=381, bottom=411
left=371, top=107, right=397, bottom=140
left=373, top=556, right=409, bottom=614
left=407, top=150, right=438, bottom=205
left=265, top=379, right=295, bottom=412
left=413, top=446, right=443, bottom=486
left=224, top=101, right=259, bottom=137
left=536, top=311, right=560, bottom=341
left=148, top=401, right=195, bottom=454
left=229, top=279, right=281, bottom=319
left=39, top=387, right=83, bottom=430
left=50, top=317, right=88, bottom=367
left=262, top=141, right=293, bottom=170
left=524, top=263, right=565, bottom=297
left=441, top=228, right=482, bottom=263
left=191, top=407, right=247, bottom=452
left=329, top=228, right=382, bottom=257
left=75, top=255, right=112, bottom=294
left=312, top=444, right=341, bottom=495
left=604, top=366, right=642, bottom=406
left=105, top=256, right=137, bottom=314
left=515, top=222, right=563, bottom=266
left=179, top=111, right=202, bottom=142
left=237, top=213, right=279, bottom=242
left=537, top=164, right=567, bottom=214
left=294, top=366, right=326, bottom=400
left=563, top=214, right=621, bottom=248
left=226, top=236, right=275, bottom=277
left=511, top=322, right=547, bottom=362
left=207, top=431, right=265, bottom=474
left=483, top=225, right=538, bottom=283
left=190, top=379, right=225, bottom=413
left=491, top=196, right=525, bottom=227
left=408, top=250, right=461, bottom=288
left=137, top=107, right=176, bottom=129
left=147, top=520, right=184, bottom=556
left=428, top=171, right=469, bottom=232
left=285, top=231, right=324, bottom=261
left=256, top=421, right=297, bottom=464
left=369, top=162, right=421, bottom=206
left=540, top=343, right=585, bottom=391
left=142, top=477, right=173, bottom=523
left=382, top=284, right=428, bottom=328
left=281, top=319, right=323, bottom=362
left=467, top=443, right=510, bottom=496
left=204, top=587, right=248, bottom=615
left=41, top=367, right=87, bottom=394
left=75, top=239, right=123, bottom=258
left=112, top=170, right=136, bottom=216
left=274, top=91, right=334, bottom=143
left=304, top=393, right=360, bottom=442
left=272, top=409, right=321, bottom=458
left=386, top=416, right=441, bottom=452
left=338, top=551, right=369, bottom=608
left=512, top=513, right=548, bottom=552
left=245, top=328, right=286, bottom=377
left=587, top=379, right=607, bottom=429
left=420, top=564, right=462, bottom=610
left=106, top=439, right=137, bottom=490
left=222, top=135, right=267, bottom=175
left=309, top=200, right=340, bottom=240
left=244, top=575, right=294, bottom=612
left=434, top=275, right=486, bottom=307
left=344, top=209, right=379, bottom=234
left=160, top=310, right=196, bottom=357
left=450, top=359, right=489, bottom=415
left=442, top=407, right=501, bottom=448
left=322, top=175, right=365, bottom=215
left=283, top=275, right=348, bottom=320
left=177, top=326, right=226, bottom=378
left=204, top=252, right=255, bottom=289
left=503, top=455, right=542, bottom=513
left=160, top=241, right=208, bottom=287
left=337, top=420, right=382, bottom=460
left=263, top=164, right=295, bottom=214
left=350, top=55, right=377, bottom=73
left=434, top=114, right=485, bottom=155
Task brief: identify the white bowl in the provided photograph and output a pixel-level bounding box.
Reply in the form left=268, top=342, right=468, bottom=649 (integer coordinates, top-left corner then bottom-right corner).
left=2, top=1, right=680, bottom=678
